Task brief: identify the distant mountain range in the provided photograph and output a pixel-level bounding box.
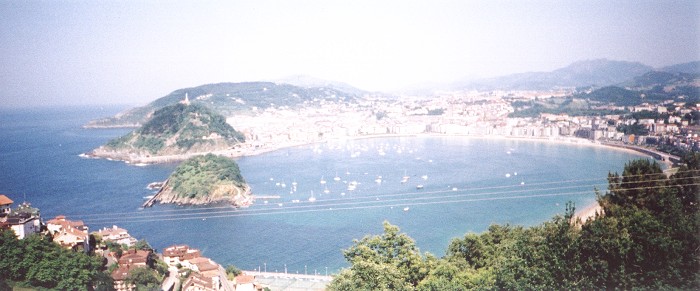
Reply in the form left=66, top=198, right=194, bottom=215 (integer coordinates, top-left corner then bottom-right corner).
left=85, top=59, right=698, bottom=127
left=450, top=59, right=699, bottom=91
left=453, top=59, right=651, bottom=90
left=273, top=75, right=369, bottom=96
left=659, top=61, right=700, bottom=74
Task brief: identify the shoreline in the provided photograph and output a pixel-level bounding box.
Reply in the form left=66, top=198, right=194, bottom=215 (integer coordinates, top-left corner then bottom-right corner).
left=83, top=132, right=675, bottom=167
left=573, top=201, right=603, bottom=223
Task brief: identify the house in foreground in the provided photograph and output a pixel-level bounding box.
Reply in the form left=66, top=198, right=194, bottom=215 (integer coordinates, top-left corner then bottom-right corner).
left=46, top=215, right=90, bottom=252
left=94, top=225, right=138, bottom=247
left=0, top=195, right=42, bottom=239
left=111, top=249, right=152, bottom=291
left=163, top=244, right=235, bottom=291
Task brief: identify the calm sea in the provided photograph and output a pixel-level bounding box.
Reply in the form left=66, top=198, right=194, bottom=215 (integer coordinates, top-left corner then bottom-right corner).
left=0, top=106, right=648, bottom=274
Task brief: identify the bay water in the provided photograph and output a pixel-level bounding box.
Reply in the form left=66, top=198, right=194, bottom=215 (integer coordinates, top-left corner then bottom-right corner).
left=0, top=106, right=649, bottom=274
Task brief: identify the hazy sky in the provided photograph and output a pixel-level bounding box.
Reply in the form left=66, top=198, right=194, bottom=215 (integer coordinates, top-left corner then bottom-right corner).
left=1, top=0, right=698, bottom=107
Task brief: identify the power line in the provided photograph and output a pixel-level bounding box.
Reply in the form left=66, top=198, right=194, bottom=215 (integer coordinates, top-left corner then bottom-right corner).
left=78, top=182, right=700, bottom=224
left=75, top=172, right=699, bottom=222
left=71, top=169, right=699, bottom=219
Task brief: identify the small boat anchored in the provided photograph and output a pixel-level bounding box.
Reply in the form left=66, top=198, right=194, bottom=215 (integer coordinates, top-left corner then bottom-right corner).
left=401, top=170, right=410, bottom=184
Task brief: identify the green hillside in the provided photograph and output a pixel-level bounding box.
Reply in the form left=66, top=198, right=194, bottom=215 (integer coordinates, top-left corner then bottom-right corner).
left=167, top=153, right=247, bottom=200
left=103, top=103, right=244, bottom=155
left=85, top=81, right=362, bottom=128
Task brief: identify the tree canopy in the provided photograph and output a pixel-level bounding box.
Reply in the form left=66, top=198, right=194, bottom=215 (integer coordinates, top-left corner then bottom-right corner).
left=168, top=153, right=246, bottom=199
left=0, top=231, right=105, bottom=290
left=329, top=154, right=700, bottom=290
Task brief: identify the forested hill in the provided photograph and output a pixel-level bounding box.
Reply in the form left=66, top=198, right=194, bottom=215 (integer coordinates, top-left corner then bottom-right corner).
left=579, top=70, right=700, bottom=106
left=85, top=81, right=364, bottom=128
left=90, top=103, right=244, bottom=160
left=452, top=59, right=654, bottom=91
left=155, top=153, right=251, bottom=206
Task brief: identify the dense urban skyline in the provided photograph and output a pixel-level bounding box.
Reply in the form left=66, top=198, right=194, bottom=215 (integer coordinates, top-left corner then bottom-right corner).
left=1, top=0, right=698, bottom=107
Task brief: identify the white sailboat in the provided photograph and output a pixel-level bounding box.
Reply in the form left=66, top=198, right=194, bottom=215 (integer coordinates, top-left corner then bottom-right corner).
left=347, top=181, right=358, bottom=191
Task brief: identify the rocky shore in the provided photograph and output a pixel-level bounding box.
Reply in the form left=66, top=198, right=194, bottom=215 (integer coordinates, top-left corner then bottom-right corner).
left=84, top=140, right=309, bottom=164
left=145, top=180, right=252, bottom=207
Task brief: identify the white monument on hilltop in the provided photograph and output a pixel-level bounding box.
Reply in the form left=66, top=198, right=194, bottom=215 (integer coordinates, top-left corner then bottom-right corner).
left=180, top=93, right=190, bottom=105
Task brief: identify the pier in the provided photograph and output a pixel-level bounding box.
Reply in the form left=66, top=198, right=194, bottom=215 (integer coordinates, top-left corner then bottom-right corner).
left=252, top=195, right=282, bottom=199
left=243, top=270, right=332, bottom=291
left=142, top=179, right=167, bottom=208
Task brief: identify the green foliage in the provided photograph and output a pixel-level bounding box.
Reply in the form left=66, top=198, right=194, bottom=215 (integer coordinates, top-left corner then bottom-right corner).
left=331, top=158, right=700, bottom=290
left=132, top=239, right=154, bottom=251
left=583, top=86, right=644, bottom=106
left=328, top=222, right=428, bottom=290
left=0, top=231, right=104, bottom=290
left=169, top=153, right=246, bottom=199
left=87, top=81, right=362, bottom=127
left=225, top=264, right=242, bottom=280
left=617, top=123, right=649, bottom=136
left=508, top=97, right=625, bottom=118
left=125, top=267, right=161, bottom=290
left=104, top=103, right=244, bottom=155
left=133, top=135, right=165, bottom=154
left=630, top=110, right=662, bottom=120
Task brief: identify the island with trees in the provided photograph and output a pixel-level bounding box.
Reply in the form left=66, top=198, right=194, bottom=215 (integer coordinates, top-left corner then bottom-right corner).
left=87, top=102, right=245, bottom=164
left=148, top=153, right=252, bottom=207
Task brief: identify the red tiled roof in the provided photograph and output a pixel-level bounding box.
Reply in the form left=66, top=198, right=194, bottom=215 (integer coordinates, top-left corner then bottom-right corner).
left=95, top=225, right=128, bottom=237
left=118, top=249, right=150, bottom=265
left=187, top=257, right=219, bottom=272
left=111, top=265, right=131, bottom=281
left=111, top=264, right=149, bottom=281
left=236, top=274, right=255, bottom=284
left=0, top=195, right=13, bottom=205
left=183, top=272, right=214, bottom=290
left=163, top=245, right=201, bottom=260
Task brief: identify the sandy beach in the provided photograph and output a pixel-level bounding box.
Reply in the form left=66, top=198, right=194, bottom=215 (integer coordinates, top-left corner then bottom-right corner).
left=573, top=202, right=604, bottom=223
left=85, top=132, right=673, bottom=168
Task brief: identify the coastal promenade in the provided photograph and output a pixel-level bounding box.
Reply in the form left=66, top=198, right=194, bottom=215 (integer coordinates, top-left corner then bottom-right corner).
left=243, top=270, right=332, bottom=291
left=600, top=141, right=681, bottom=165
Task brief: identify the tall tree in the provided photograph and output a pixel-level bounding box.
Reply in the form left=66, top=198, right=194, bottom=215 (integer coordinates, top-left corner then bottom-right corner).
left=329, top=221, right=428, bottom=290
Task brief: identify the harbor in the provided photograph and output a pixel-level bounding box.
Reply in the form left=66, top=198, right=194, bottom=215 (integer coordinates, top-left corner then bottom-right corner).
left=243, top=270, right=332, bottom=291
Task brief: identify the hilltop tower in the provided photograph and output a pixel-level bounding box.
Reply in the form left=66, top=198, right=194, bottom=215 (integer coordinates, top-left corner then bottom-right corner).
left=180, top=93, right=190, bottom=105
